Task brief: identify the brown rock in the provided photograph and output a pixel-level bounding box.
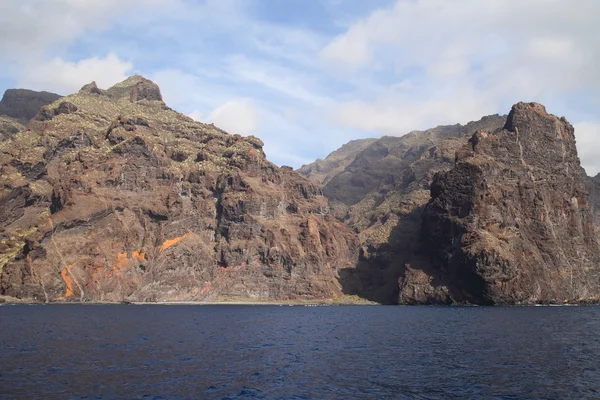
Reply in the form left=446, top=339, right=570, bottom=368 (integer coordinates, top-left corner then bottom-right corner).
left=129, top=79, right=163, bottom=102
left=307, top=115, right=506, bottom=303
left=407, top=102, right=600, bottom=305
left=0, top=89, right=62, bottom=124
left=0, top=76, right=357, bottom=303
left=79, top=81, right=103, bottom=95
left=586, top=174, right=600, bottom=243
left=0, top=116, right=24, bottom=141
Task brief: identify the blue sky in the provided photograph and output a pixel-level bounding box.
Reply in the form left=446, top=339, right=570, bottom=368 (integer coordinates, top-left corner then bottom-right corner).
left=1, top=0, right=599, bottom=174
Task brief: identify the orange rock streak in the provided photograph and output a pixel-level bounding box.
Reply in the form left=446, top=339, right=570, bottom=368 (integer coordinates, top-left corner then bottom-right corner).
left=160, top=233, right=192, bottom=252
left=60, top=266, right=75, bottom=297
left=113, top=252, right=129, bottom=271
left=131, top=250, right=146, bottom=262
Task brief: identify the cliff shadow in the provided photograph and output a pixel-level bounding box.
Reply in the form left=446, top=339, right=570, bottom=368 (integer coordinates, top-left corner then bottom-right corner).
left=337, top=205, right=426, bottom=305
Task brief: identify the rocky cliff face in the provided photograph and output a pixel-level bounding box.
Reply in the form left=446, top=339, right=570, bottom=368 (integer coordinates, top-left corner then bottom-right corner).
left=402, top=103, right=600, bottom=305
left=0, top=76, right=357, bottom=302
left=0, top=89, right=62, bottom=124
left=306, top=116, right=506, bottom=303
left=586, top=174, right=600, bottom=242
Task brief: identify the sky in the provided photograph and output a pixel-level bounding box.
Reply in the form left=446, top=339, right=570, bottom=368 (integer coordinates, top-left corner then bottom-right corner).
left=0, top=0, right=598, bottom=174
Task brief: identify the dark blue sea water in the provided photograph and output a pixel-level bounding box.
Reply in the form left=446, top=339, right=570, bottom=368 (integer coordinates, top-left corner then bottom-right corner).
left=1, top=304, right=599, bottom=400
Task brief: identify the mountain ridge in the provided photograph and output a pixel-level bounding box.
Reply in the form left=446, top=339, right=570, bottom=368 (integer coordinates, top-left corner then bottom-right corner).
left=1, top=77, right=598, bottom=305
left=0, top=76, right=358, bottom=303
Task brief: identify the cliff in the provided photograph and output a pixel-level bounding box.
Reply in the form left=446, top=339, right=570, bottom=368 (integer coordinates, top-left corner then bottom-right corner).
left=587, top=174, right=600, bottom=242
left=311, top=116, right=507, bottom=303
left=0, top=89, right=62, bottom=124
left=0, top=76, right=357, bottom=303
left=401, top=103, right=600, bottom=304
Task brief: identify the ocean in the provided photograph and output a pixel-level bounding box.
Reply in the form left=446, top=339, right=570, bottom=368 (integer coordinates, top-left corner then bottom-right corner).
left=1, top=304, right=599, bottom=399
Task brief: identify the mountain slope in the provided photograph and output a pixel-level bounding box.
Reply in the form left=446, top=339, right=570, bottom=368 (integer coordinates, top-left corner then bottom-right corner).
left=297, top=138, right=377, bottom=186
left=0, top=115, right=24, bottom=141
left=0, top=76, right=357, bottom=302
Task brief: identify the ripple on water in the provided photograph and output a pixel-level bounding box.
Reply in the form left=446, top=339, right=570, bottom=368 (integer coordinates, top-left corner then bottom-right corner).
left=1, top=305, right=600, bottom=399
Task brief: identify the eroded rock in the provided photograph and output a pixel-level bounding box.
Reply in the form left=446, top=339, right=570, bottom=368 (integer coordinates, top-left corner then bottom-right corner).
left=0, top=76, right=357, bottom=303
left=407, top=102, right=600, bottom=305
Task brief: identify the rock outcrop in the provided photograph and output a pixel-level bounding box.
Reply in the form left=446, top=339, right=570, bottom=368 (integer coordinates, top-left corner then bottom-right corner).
left=0, top=89, right=62, bottom=124
left=0, top=116, right=24, bottom=141
left=403, top=103, right=600, bottom=305
left=303, top=115, right=506, bottom=303
left=0, top=76, right=357, bottom=303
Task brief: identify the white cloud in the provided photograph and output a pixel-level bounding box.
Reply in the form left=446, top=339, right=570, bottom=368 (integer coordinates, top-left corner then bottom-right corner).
left=574, top=122, right=600, bottom=177
left=0, top=0, right=170, bottom=61
left=207, top=99, right=260, bottom=136
left=15, top=54, right=133, bottom=94
left=226, top=55, right=332, bottom=106
left=188, top=110, right=203, bottom=122
left=322, top=0, right=600, bottom=140
left=333, top=87, right=497, bottom=135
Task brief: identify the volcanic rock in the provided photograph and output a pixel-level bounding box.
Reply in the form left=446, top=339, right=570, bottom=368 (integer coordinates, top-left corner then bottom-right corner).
left=0, top=116, right=24, bottom=141
left=405, top=103, right=600, bottom=305
left=126, top=76, right=163, bottom=102
left=302, top=115, right=506, bottom=303
left=586, top=174, right=600, bottom=242
left=298, top=138, right=378, bottom=186
left=0, top=89, right=62, bottom=124
left=0, top=76, right=357, bottom=303
left=79, top=81, right=104, bottom=95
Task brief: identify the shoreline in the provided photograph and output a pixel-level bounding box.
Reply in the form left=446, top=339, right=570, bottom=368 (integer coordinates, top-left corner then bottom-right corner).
left=2, top=295, right=598, bottom=307
left=0, top=295, right=381, bottom=306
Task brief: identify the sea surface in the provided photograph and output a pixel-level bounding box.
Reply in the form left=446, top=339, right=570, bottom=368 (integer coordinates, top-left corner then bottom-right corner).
left=1, top=304, right=599, bottom=400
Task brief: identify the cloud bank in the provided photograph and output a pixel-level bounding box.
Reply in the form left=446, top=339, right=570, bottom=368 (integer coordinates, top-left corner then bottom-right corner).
left=0, top=0, right=598, bottom=173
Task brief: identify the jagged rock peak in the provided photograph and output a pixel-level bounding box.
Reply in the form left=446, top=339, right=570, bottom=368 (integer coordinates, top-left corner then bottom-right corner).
left=504, top=102, right=570, bottom=135
left=404, top=102, right=600, bottom=305
left=494, top=101, right=578, bottom=170
left=79, top=81, right=103, bottom=95
left=104, top=75, right=163, bottom=102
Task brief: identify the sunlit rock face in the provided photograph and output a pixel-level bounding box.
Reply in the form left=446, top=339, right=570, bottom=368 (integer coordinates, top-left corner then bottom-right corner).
left=0, top=76, right=357, bottom=302
left=586, top=174, right=600, bottom=243
left=403, top=103, right=600, bottom=305
left=300, top=114, right=507, bottom=304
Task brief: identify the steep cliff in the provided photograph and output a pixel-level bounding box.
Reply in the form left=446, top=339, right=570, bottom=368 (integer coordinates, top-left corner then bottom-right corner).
left=587, top=174, right=600, bottom=242
left=0, top=76, right=357, bottom=302
left=317, top=116, right=507, bottom=303
left=402, top=103, right=600, bottom=305
left=0, top=89, right=62, bottom=124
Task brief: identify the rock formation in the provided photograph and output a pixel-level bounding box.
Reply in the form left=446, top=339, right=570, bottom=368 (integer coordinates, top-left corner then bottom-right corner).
left=301, top=115, right=507, bottom=303
left=2, top=75, right=597, bottom=306
left=586, top=174, right=600, bottom=242
left=0, top=76, right=357, bottom=303
left=402, top=103, right=600, bottom=305
left=0, top=89, right=62, bottom=124
left=0, top=116, right=24, bottom=141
